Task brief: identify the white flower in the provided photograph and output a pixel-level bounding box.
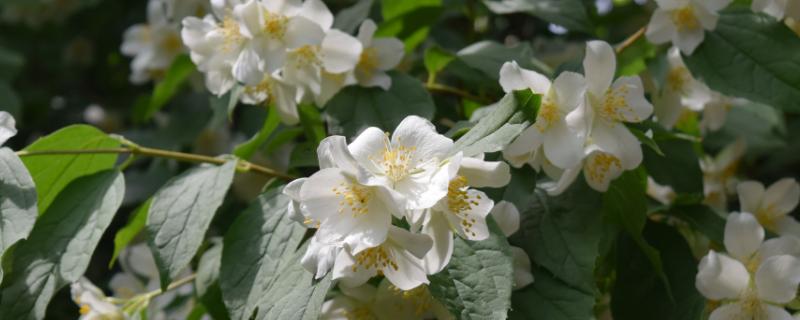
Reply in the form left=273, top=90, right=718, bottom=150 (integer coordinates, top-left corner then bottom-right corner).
left=500, top=61, right=587, bottom=171
left=71, top=278, right=125, bottom=320
left=349, top=116, right=456, bottom=211
left=702, top=139, right=746, bottom=211
left=239, top=72, right=302, bottom=125
left=645, top=0, right=733, bottom=54
left=122, top=0, right=185, bottom=84
left=510, top=246, right=534, bottom=289
left=738, top=179, right=800, bottom=237
left=696, top=212, right=800, bottom=320
left=647, top=177, right=677, bottom=205
left=752, top=0, right=800, bottom=20
left=654, top=47, right=712, bottom=129
left=352, top=19, right=405, bottom=90
left=0, top=111, right=17, bottom=146
left=181, top=7, right=244, bottom=96
left=699, top=91, right=745, bottom=133
left=490, top=200, right=520, bottom=237
left=332, top=226, right=432, bottom=290
left=320, top=280, right=452, bottom=320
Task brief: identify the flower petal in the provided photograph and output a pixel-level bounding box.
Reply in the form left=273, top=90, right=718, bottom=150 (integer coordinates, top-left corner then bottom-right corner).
left=301, top=236, right=341, bottom=279
left=321, top=30, right=362, bottom=74
left=589, top=121, right=643, bottom=170
left=759, top=235, right=800, bottom=261
left=332, top=250, right=375, bottom=288
left=646, top=9, right=677, bottom=44
left=421, top=212, right=454, bottom=274
left=498, top=61, right=551, bottom=94
left=502, top=126, right=544, bottom=168
left=373, top=38, right=405, bottom=71
left=357, top=19, right=377, bottom=46
left=382, top=248, right=429, bottom=291
left=606, top=76, right=653, bottom=123
left=696, top=250, right=750, bottom=300
left=552, top=71, right=587, bottom=113
left=510, top=246, right=534, bottom=289
left=0, top=111, right=17, bottom=146
left=298, top=0, right=333, bottom=30
left=737, top=180, right=766, bottom=215
left=725, top=212, right=765, bottom=261
left=673, top=27, right=705, bottom=55
left=764, top=178, right=800, bottom=217
left=543, top=120, right=585, bottom=169
left=491, top=200, right=520, bottom=237
left=285, top=16, right=326, bottom=49
left=708, top=303, right=743, bottom=320
left=348, top=127, right=390, bottom=176
left=583, top=40, right=616, bottom=98
left=756, top=255, right=800, bottom=304
left=458, top=157, right=511, bottom=188
left=392, top=116, right=454, bottom=163
left=232, top=47, right=263, bottom=85
left=582, top=151, right=625, bottom=192
left=316, top=135, right=363, bottom=177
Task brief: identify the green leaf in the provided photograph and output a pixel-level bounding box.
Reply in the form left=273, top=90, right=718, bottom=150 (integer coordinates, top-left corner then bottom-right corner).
left=0, top=148, right=37, bottom=282
left=628, top=125, right=664, bottom=156
left=381, top=0, right=440, bottom=19
left=234, top=106, right=281, bottom=160
left=685, top=8, right=800, bottom=112
left=333, top=0, right=375, bottom=34
left=665, top=204, right=725, bottom=244
left=147, top=161, right=236, bottom=289
left=21, top=125, right=121, bottom=214
left=109, top=199, right=150, bottom=268
left=704, top=101, right=787, bottom=158
left=140, top=55, right=196, bottom=121
left=0, top=170, right=125, bottom=320
left=456, top=41, right=549, bottom=81
left=514, top=89, right=541, bottom=122
left=325, top=71, right=435, bottom=138
left=424, top=46, right=456, bottom=79
left=611, top=222, right=706, bottom=320
left=452, top=91, right=536, bottom=157
left=642, top=125, right=703, bottom=194
left=509, top=267, right=595, bottom=320
left=376, top=0, right=442, bottom=52
left=196, top=241, right=230, bottom=320
left=0, top=82, right=21, bottom=118
left=298, top=104, right=326, bottom=145
left=219, top=189, right=312, bottom=320
left=428, top=221, right=514, bottom=319
left=483, top=0, right=592, bottom=33
left=509, top=178, right=604, bottom=292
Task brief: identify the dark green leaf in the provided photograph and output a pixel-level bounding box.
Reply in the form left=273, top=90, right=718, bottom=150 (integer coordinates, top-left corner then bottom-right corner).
left=298, top=104, right=326, bottom=145
left=0, top=82, right=21, bottom=118
left=147, top=161, right=236, bottom=289
left=0, top=170, right=125, bottom=320
left=110, top=199, right=150, bottom=268
left=483, top=0, right=592, bottom=33
left=424, top=46, right=456, bottom=79
left=665, top=204, right=725, bottom=244
left=0, top=148, right=37, bottom=282
left=234, top=106, right=281, bottom=160
left=21, top=125, right=121, bottom=214
left=140, top=55, right=196, bottom=121
left=704, top=101, right=787, bottom=158
left=196, top=241, right=230, bottom=320
left=611, top=222, right=705, bottom=320
left=428, top=221, right=514, bottom=320
left=513, top=89, right=541, bottom=122
left=325, top=71, right=435, bottom=138
left=685, top=8, right=800, bottom=112
left=642, top=126, right=703, bottom=194
left=509, top=267, right=595, bottom=320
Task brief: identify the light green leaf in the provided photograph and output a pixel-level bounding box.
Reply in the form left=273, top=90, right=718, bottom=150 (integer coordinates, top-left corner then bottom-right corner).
left=139, top=55, right=196, bottom=121
left=509, top=267, right=594, bottom=320
left=0, top=148, right=37, bottom=282
left=382, top=0, right=440, bottom=20
left=147, top=160, right=236, bottom=289
left=376, top=0, right=442, bottom=52
left=611, top=222, right=705, bottom=320
left=234, top=106, right=281, bottom=160
left=196, top=241, right=230, bottom=320
left=428, top=221, right=514, bottom=320
left=325, top=71, right=435, bottom=138
left=510, top=178, right=603, bottom=292
left=333, top=0, right=375, bottom=34
left=483, top=0, right=592, bottom=33
left=21, top=125, right=121, bottom=214
left=685, top=8, right=800, bottom=112
left=110, top=199, right=150, bottom=268
left=254, top=250, right=333, bottom=320
left=219, top=189, right=313, bottom=320
left=0, top=170, right=125, bottom=320
left=424, top=46, right=456, bottom=79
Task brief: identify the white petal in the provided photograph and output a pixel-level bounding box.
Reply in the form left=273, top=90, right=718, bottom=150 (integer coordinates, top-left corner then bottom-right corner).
left=233, top=0, right=263, bottom=39
left=737, top=181, right=766, bottom=215
left=693, top=3, right=719, bottom=30
left=272, top=79, right=301, bottom=125
left=321, top=30, right=362, bottom=73
left=583, top=40, right=616, bottom=98
left=298, top=0, right=333, bottom=30
left=316, top=135, right=363, bottom=176
left=332, top=250, right=375, bottom=288
left=502, top=126, right=544, bottom=168
left=0, top=111, right=17, bottom=146
left=673, top=27, right=705, bottom=55
left=725, top=212, right=765, bottom=262
left=763, top=305, right=795, bottom=320
left=357, top=19, right=377, bottom=47
left=232, top=47, right=263, bottom=85
left=498, top=61, right=551, bottom=94
left=606, top=76, right=653, bottom=123
left=590, top=121, right=643, bottom=170
left=444, top=189, right=493, bottom=241
left=284, top=178, right=307, bottom=223
left=458, top=157, right=511, bottom=188
left=205, top=70, right=236, bottom=96
left=301, top=236, right=341, bottom=279
left=490, top=200, right=520, bottom=237
left=392, top=116, right=454, bottom=162
left=348, top=127, right=391, bottom=176
left=764, top=178, right=800, bottom=217
left=646, top=9, right=677, bottom=44
left=381, top=248, right=429, bottom=290
left=510, top=246, right=534, bottom=289
left=775, top=216, right=800, bottom=239
left=708, top=303, right=744, bottom=320
left=388, top=226, right=433, bottom=259
left=582, top=151, right=625, bottom=192
left=695, top=250, right=750, bottom=300
left=756, top=255, right=800, bottom=304
left=422, top=212, right=454, bottom=274
left=545, top=166, right=581, bottom=196
left=760, top=236, right=800, bottom=261
left=552, top=71, right=587, bottom=113
left=543, top=121, right=585, bottom=169
left=372, top=38, right=405, bottom=71
left=356, top=69, right=392, bottom=90
left=285, top=16, right=326, bottom=49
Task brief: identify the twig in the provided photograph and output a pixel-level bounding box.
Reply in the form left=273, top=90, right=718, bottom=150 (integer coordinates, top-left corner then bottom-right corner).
left=616, top=26, right=647, bottom=54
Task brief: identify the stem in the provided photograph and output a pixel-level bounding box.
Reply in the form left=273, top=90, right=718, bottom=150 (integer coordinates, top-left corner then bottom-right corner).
left=16, top=146, right=296, bottom=180
left=615, top=26, right=647, bottom=54
left=425, top=83, right=490, bottom=104
left=121, top=274, right=197, bottom=313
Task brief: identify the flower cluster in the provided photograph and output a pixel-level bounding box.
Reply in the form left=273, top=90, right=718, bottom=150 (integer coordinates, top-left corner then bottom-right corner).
left=502, top=40, right=653, bottom=194
left=180, top=0, right=404, bottom=125
left=121, top=0, right=208, bottom=84
left=284, top=116, right=516, bottom=291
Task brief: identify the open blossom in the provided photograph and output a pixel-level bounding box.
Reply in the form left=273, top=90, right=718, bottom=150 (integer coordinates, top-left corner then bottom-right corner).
left=71, top=278, right=125, bottom=320
left=500, top=61, right=586, bottom=171
left=752, top=0, right=800, bottom=20
left=645, top=0, right=733, bottom=54
left=122, top=0, right=187, bottom=84
left=654, top=47, right=712, bottom=129
left=696, top=212, right=800, bottom=319
left=0, top=111, right=17, bottom=146
left=738, top=178, right=800, bottom=237
left=351, top=19, right=405, bottom=90
left=702, top=139, right=746, bottom=211
left=239, top=72, right=302, bottom=124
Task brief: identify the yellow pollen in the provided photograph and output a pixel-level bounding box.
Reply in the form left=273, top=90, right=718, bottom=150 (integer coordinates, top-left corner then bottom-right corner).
left=535, top=98, right=559, bottom=132
left=352, top=246, right=397, bottom=272
left=586, top=153, right=622, bottom=185
left=447, top=176, right=480, bottom=237
left=671, top=6, right=700, bottom=31
left=599, top=86, right=636, bottom=121
left=388, top=284, right=434, bottom=316
left=291, top=45, right=321, bottom=67
left=667, top=66, right=689, bottom=92
left=358, top=47, right=379, bottom=78
left=377, top=136, right=417, bottom=182
left=332, top=182, right=372, bottom=217
left=162, top=33, right=183, bottom=53
left=221, top=15, right=242, bottom=51
left=243, top=78, right=274, bottom=106
left=755, top=205, right=782, bottom=232
left=79, top=304, right=91, bottom=315
left=263, top=11, right=288, bottom=40
left=740, top=287, right=766, bottom=319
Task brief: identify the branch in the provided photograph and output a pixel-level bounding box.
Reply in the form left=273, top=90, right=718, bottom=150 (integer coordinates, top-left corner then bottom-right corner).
left=16, top=146, right=296, bottom=180
left=616, top=26, right=647, bottom=54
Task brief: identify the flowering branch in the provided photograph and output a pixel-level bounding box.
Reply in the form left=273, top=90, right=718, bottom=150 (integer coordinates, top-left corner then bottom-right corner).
left=16, top=146, right=296, bottom=180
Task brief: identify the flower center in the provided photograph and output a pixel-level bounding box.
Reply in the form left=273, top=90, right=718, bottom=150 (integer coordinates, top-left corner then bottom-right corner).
left=332, top=182, right=372, bottom=217
left=380, top=139, right=416, bottom=182
left=162, top=32, right=183, bottom=53
left=534, top=98, right=559, bottom=132
left=586, top=153, right=622, bottom=185
left=263, top=11, right=288, bottom=40
left=244, top=77, right=274, bottom=105
left=290, top=45, right=320, bottom=68
left=353, top=246, right=397, bottom=272
left=740, top=287, right=766, bottom=319
left=221, top=15, right=242, bottom=51
left=599, top=86, right=636, bottom=121
left=447, top=176, right=480, bottom=237
left=671, top=6, right=700, bottom=31
left=358, top=47, right=379, bottom=78
left=389, top=284, right=434, bottom=316
left=79, top=304, right=91, bottom=315
left=755, top=205, right=782, bottom=232
left=667, top=66, right=690, bottom=93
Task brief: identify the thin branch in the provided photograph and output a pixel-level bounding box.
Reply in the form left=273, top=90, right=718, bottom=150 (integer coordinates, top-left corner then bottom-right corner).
left=616, top=26, right=647, bottom=54
left=425, top=83, right=491, bottom=104
left=16, top=146, right=297, bottom=180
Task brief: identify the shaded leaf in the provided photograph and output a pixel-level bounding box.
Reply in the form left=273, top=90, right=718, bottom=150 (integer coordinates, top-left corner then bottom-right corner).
left=509, top=267, right=594, bottom=320
left=110, top=198, right=150, bottom=268
left=483, top=0, right=592, bottom=33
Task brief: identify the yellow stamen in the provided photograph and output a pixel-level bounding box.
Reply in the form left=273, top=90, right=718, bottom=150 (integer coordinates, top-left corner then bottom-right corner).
left=263, top=11, right=288, bottom=40
left=388, top=284, right=435, bottom=316
left=221, top=15, right=242, bottom=51
left=332, top=182, right=372, bottom=217
left=377, top=135, right=417, bottom=182
left=79, top=304, right=91, bottom=315
left=599, top=86, right=636, bottom=121
left=667, top=66, right=690, bottom=93
left=358, top=47, right=379, bottom=79
left=671, top=6, right=700, bottom=31
left=447, top=176, right=480, bottom=238
left=534, top=97, right=559, bottom=132
left=352, top=246, right=397, bottom=273
left=586, top=153, right=622, bottom=185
